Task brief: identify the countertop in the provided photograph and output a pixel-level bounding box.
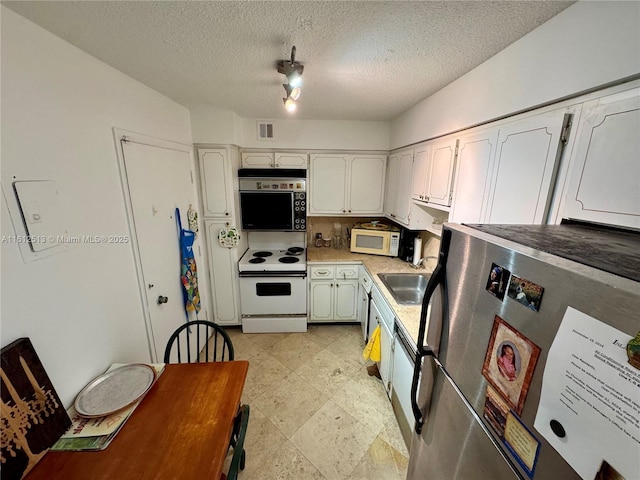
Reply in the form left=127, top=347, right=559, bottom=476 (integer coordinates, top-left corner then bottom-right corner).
left=307, top=247, right=436, bottom=349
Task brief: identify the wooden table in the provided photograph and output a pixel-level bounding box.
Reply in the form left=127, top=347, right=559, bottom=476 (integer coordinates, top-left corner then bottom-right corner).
left=27, top=361, right=249, bottom=480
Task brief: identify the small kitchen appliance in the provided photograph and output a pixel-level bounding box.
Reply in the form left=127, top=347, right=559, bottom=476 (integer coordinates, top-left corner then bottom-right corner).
left=398, top=228, right=419, bottom=262
left=238, top=169, right=306, bottom=231
left=350, top=223, right=399, bottom=257
left=238, top=231, right=307, bottom=333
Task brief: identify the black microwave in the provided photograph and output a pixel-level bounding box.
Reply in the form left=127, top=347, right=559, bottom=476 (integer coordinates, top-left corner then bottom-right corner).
left=238, top=169, right=307, bottom=231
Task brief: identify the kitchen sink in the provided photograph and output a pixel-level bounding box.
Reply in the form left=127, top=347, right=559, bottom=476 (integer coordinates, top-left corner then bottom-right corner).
left=377, top=273, right=430, bottom=305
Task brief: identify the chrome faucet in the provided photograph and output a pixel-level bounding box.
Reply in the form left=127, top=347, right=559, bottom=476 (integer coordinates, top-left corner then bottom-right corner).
left=410, top=256, right=438, bottom=269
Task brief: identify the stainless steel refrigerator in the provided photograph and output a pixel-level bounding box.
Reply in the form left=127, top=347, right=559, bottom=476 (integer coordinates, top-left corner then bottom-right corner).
left=407, top=222, right=640, bottom=480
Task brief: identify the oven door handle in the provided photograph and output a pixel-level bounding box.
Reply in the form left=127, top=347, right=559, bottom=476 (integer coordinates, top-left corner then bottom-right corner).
left=239, top=272, right=307, bottom=278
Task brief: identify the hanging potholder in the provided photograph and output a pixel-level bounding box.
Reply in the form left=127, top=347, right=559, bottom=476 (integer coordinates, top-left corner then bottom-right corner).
left=218, top=225, right=240, bottom=248
left=176, top=208, right=201, bottom=315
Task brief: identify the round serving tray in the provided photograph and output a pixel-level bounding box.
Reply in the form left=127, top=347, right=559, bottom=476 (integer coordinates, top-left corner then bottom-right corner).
left=74, top=363, right=156, bottom=418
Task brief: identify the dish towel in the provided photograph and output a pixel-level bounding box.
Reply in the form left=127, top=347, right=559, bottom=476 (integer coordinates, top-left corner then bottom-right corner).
left=176, top=207, right=201, bottom=316
left=363, top=325, right=381, bottom=362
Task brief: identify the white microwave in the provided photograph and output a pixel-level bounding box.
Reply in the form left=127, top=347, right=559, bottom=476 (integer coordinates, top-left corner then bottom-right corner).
left=350, top=228, right=400, bottom=257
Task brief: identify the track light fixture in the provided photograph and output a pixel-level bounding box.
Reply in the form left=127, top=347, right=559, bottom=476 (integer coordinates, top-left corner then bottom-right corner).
left=278, top=46, right=304, bottom=113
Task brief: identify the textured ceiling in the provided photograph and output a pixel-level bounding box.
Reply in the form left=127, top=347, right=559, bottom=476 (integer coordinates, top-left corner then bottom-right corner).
left=3, top=1, right=575, bottom=121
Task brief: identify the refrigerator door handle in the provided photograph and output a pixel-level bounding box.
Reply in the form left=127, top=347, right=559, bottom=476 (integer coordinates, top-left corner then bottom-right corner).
left=411, top=228, right=451, bottom=434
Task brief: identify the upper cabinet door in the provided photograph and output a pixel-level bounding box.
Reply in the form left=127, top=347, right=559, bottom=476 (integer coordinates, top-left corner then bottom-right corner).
left=274, top=152, right=308, bottom=168
left=449, top=128, right=499, bottom=224
left=394, top=152, right=414, bottom=223
left=198, top=148, right=233, bottom=218
left=426, top=138, right=458, bottom=207
left=486, top=111, right=568, bottom=224
left=241, top=151, right=274, bottom=168
left=562, top=89, right=640, bottom=230
left=349, top=155, right=386, bottom=214
left=309, top=154, right=348, bottom=214
left=411, top=144, right=430, bottom=201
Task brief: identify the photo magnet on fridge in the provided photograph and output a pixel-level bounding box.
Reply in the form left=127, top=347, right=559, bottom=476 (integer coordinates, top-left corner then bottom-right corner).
left=486, top=263, right=511, bottom=301
left=482, top=316, right=541, bottom=415
left=507, top=274, right=544, bottom=312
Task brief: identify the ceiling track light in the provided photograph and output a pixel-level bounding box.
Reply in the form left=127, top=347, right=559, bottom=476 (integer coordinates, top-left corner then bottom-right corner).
left=278, top=46, right=304, bottom=113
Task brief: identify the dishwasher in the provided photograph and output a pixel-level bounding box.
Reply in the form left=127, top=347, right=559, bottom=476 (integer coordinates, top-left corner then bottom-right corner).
left=391, top=323, right=418, bottom=448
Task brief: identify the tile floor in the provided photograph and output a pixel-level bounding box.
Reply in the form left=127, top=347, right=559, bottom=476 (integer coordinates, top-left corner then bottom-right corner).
left=222, top=324, right=409, bottom=480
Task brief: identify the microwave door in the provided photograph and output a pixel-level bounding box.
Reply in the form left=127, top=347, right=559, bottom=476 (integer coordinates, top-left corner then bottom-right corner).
left=240, top=192, right=293, bottom=230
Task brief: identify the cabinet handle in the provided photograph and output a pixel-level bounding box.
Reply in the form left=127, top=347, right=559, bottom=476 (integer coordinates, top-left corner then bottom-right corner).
left=342, top=209, right=346, bottom=213
left=225, top=212, right=229, bottom=216
left=336, top=284, right=340, bottom=288
left=330, top=283, right=334, bottom=287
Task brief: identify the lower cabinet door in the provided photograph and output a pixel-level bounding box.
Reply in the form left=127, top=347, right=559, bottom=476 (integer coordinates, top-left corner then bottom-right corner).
left=309, top=281, right=334, bottom=322
left=205, top=221, right=240, bottom=325
left=334, top=280, right=358, bottom=321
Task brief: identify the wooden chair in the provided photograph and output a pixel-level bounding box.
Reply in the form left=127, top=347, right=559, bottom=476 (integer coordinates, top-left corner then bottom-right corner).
left=222, top=404, right=250, bottom=480
left=163, top=320, right=234, bottom=363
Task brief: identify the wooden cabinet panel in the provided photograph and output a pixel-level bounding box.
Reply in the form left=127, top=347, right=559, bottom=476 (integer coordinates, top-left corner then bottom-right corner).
left=309, top=154, right=385, bottom=215
left=487, top=112, right=568, bottom=224
left=449, top=128, right=498, bottom=224
left=426, top=138, right=458, bottom=207
left=309, top=154, right=348, bottom=214
left=205, top=221, right=240, bottom=325
left=199, top=149, right=233, bottom=218
left=562, top=89, right=640, bottom=229
left=350, top=155, right=386, bottom=214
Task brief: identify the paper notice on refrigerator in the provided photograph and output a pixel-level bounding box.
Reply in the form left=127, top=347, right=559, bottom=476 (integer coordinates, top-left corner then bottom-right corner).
left=534, top=307, right=639, bottom=480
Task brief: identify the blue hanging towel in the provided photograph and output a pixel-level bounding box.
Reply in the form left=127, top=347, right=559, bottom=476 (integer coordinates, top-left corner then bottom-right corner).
left=176, top=207, right=201, bottom=316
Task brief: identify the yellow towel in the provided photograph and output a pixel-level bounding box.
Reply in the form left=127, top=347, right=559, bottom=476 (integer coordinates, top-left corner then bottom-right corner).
left=363, top=325, right=381, bottom=362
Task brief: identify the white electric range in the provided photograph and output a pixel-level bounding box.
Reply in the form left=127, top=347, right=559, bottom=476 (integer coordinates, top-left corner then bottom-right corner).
left=238, top=232, right=307, bottom=333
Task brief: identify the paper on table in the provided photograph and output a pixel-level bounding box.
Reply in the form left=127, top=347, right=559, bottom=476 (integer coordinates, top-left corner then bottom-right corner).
left=52, top=363, right=165, bottom=450
left=534, top=307, right=639, bottom=479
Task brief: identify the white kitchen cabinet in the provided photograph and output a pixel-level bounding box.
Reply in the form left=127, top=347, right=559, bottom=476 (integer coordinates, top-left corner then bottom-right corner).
left=449, top=128, right=499, bottom=223
left=425, top=137, right=458, bottom=207
left=411, top=137, right=457, bottom=208
left=204, top=220, right=241, bottom=325
left=241, top=151, right=308, bottom=168
left=486, top=110, right=569, bottom=224
left=309, top=154, right=385, bottom=215
left=561, top=88, right=640, bottom=230
left=198, top=148, right=234, bottom=218
left=275, top=152, right=308, bottom=168
left=411, top=144, right=430, bottom=202
left=309, top=264, right=358, bottom=322
left=384, top=150, right=413, bottom=225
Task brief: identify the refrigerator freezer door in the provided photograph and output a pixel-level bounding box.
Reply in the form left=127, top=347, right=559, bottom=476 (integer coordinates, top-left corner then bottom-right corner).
left=408, top=358, right=520, bottom=479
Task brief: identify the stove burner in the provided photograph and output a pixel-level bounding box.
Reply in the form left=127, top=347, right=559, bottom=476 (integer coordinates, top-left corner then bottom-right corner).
left=248, top=257, right=266, bottom=264
left=279, top=256, right=300, bottom=264
left=286, top=247, right=304, bottom=255
left=253, top=251, right=273, bottom=258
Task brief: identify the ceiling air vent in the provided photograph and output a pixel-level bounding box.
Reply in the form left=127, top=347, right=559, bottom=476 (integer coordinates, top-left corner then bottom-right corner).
left=257, top=122, right=274, bottom=140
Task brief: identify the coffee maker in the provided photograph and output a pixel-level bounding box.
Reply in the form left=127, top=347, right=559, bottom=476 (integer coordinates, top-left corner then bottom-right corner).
left=398, top=228, right=419, bottom=263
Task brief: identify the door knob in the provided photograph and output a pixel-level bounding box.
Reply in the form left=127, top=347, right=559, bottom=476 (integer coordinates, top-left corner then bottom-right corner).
left=157, top=295, right=168, bottom=305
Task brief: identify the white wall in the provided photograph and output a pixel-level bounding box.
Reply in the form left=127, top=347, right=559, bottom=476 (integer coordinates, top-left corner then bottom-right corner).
left=390, top=1, right=640, bottom=149
left=190, top=106, right=390, bottom=150
left=1, top=7, right=193, bottom=407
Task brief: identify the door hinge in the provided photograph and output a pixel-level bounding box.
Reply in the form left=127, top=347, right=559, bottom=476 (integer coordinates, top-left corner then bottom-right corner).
left=560, top=118, right=572, bottom=146
left=190, top=171, right=194, bottom=184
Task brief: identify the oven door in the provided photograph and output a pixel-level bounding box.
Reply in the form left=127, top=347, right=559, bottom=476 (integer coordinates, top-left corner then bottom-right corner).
left=240, top=192, right=293, bottom=231
left=239, top=274, right=307, bottom=315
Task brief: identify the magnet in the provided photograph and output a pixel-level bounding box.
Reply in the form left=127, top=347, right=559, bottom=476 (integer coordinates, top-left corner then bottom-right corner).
left=549, top=419, right=565, bottom=438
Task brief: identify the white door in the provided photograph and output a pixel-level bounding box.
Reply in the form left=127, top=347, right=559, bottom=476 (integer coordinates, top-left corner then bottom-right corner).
left=121, top=136, right=200, bottom=362
left=309, top=154, right=348, bottom=214
left=449, top=128, right=499, bottom=223
left=349, top=155, right=386, bottom=214
left=487, top=111, right=568, bottom=224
